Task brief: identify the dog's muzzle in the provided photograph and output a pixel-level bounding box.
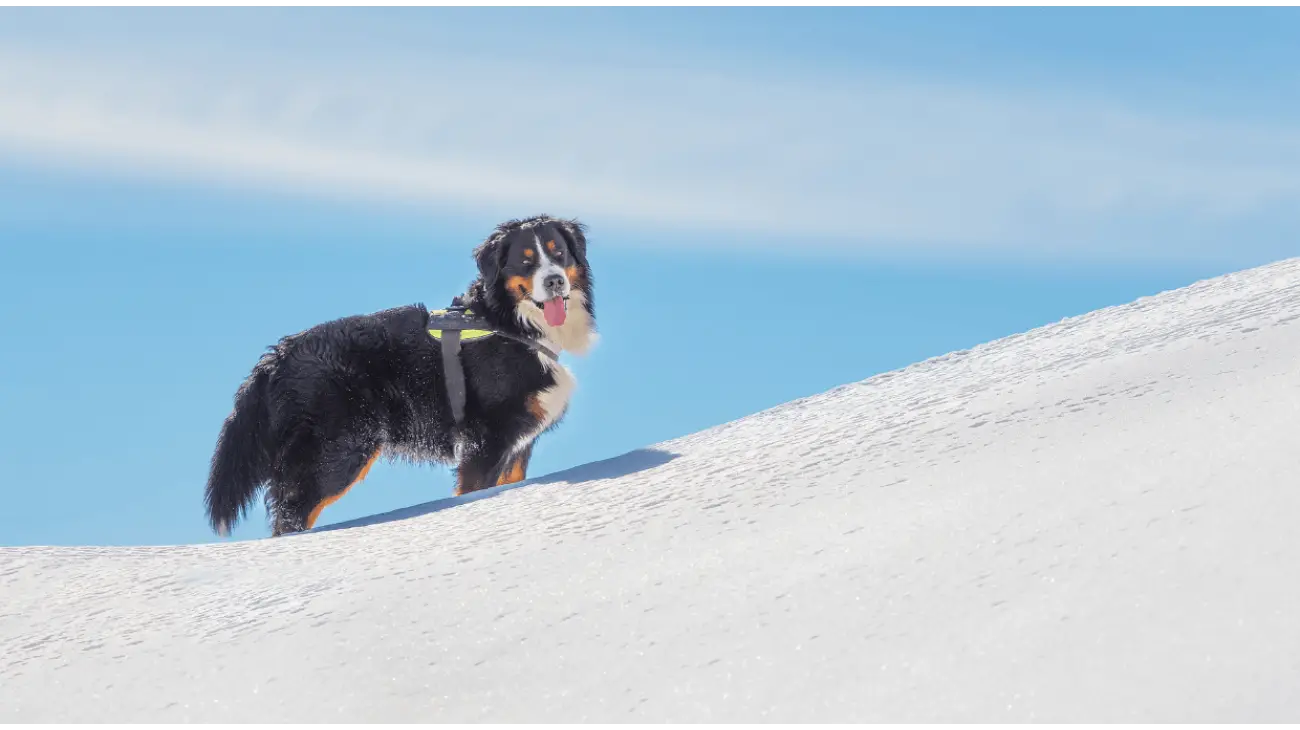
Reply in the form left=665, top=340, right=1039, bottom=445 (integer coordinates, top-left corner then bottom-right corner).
left=532, top=270, right=570, bottom=327
left=543, top=273, right=566, bottom=299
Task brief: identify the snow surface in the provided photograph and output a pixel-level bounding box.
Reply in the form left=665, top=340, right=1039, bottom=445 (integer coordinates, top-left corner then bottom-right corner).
left=5, top=259, right=1300, bottom=722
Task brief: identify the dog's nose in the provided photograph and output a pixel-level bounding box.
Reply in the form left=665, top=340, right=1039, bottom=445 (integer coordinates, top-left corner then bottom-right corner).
left=543, top=273, right=566, bottom=295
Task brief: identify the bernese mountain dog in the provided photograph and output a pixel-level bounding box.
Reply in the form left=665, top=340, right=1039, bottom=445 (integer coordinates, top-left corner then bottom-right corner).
left=204, top=215, right=597, bottom=537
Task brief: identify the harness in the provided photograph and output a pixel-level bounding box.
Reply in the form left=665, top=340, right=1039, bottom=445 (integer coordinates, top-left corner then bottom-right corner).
left=427, top=298, right=559, bottom=425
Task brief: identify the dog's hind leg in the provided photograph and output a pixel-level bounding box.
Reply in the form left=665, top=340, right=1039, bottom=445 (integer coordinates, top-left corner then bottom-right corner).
left=268, top=478, right=313, bottom=537
left=269, top=442, right=382, bottom=536
left=304, top=446, right=382, bottom=531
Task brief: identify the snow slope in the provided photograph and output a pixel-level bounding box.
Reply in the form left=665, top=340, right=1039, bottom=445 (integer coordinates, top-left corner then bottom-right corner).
left=4, top=259, right=1300, bottom=722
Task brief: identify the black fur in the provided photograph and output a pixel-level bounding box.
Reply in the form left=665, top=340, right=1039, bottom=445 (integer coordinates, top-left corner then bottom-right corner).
left=204, top=215, right=596, bottom=536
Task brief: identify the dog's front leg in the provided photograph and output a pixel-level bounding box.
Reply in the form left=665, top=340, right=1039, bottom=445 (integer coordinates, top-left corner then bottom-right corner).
left=455, top=440, right=513, bottom=496
left=456, top=440, right=536, bottom=495
left=497, top=442, right=534, bottom=487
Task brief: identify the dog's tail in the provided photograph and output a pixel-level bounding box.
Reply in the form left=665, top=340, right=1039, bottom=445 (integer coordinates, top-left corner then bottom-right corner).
left=205, top=356, right=275, bottom=536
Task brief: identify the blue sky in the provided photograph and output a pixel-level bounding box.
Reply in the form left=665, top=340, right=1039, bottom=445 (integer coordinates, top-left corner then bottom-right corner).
left=1, top=8, right=1297, bottom=546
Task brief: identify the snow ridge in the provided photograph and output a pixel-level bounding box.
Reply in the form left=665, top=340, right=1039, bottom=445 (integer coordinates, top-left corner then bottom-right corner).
left=3, top=257, right=1300, bottom=722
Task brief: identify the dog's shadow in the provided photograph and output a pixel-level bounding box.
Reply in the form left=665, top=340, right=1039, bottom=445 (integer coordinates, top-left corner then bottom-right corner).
left=311, top=447, right=679, bottom=535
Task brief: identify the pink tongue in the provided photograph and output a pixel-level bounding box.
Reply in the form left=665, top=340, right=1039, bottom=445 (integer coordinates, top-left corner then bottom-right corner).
left=544, top=298, right=567, bottom=327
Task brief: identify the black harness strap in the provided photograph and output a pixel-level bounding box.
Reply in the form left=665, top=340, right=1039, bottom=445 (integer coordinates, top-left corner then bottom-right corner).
left=440, top=328, right=468, bottom=424
left=490, top=329, right=560, bottom=362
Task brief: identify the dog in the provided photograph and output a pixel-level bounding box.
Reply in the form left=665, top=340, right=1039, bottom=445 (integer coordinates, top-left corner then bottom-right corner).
left=204, top=215, right=597, bottom=537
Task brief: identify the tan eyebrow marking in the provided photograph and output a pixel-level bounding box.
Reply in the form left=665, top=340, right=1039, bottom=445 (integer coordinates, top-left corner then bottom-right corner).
left=523, top=247, right=534, bottom=258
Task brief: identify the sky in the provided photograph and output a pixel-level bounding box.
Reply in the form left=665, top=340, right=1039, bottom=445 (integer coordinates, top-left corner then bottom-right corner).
left=1, top=7, right=1297, bottom=546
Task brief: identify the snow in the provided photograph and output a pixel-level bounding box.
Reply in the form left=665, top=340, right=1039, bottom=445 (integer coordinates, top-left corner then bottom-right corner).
left=5, top=259, right=1300, bottom=721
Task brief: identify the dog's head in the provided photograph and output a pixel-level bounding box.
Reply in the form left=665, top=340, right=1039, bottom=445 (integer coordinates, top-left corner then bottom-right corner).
left=471, top=215, right=596, bottom=355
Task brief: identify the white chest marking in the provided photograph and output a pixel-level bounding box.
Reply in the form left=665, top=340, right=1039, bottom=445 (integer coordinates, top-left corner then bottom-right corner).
left=516, top=363, right=576, bottom=455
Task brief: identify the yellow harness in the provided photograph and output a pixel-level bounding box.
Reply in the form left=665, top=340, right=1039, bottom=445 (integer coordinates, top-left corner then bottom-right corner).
left=426, top=308, right=495, bottom=341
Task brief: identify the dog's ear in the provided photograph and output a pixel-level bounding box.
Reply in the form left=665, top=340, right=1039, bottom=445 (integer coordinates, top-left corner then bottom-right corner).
left=473, top=234, right=505, bottom=286
left=557, top=218, right=589, bottom=269
left=470, top=233, right=510, bottom=312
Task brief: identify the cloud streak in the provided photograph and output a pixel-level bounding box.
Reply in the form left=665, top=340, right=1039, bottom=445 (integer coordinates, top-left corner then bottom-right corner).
left=2, top=43, right=1300, bottom=258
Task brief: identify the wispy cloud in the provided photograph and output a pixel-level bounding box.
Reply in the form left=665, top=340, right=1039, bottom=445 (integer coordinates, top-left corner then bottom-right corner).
left=2, top=42, right=1300, bottom=258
